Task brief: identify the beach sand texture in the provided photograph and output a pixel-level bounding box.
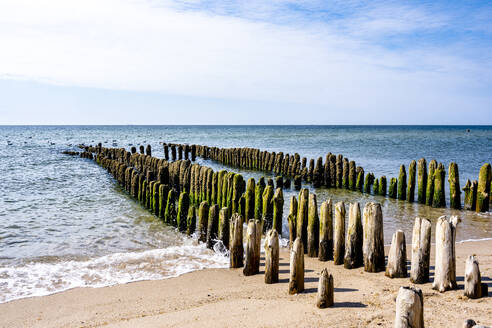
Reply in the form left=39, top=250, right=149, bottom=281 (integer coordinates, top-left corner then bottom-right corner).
left=1, top=240, right=490, bottom=328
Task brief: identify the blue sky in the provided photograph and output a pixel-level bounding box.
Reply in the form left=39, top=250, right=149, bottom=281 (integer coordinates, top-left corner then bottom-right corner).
left=0, top=0, right=490, bottom=124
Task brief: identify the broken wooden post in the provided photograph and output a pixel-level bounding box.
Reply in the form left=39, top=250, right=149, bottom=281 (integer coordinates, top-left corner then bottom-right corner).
left=243, top=219, right=261, bottom=276
left=464, top=255, right=484, bottom=299
left=297, top=188, right=309, bottom=253
left=273, top=188, right=284, bottom=235
left=433, top=216, right=460, bottom=292
left=289, top=237, right=304, bottom=294
left=197, top=201, right=209, bottom=243
left=316, top=268, right=334, bottom=308
left=218, top=207, right=229, bottom=249
left=206, top=204, right=219, bottom=249
left=264, top=229, right=279, bottom=284
left=333, top=201, right=345, bottom=265
left=344, top=202, right=362, bottom=269
left=288, top=196, right=298, bottom=248
left=362, top=202, right=385, bottom=272
left=319, top=200, right=333, bottom=261
left=410, top=217, right=431, bottom=284
left=307, top=193, right=319, bottom=257
left=476, top=163, right=491, bottom=212
left=394, top=286, right=424, bottom=328
left=407, top=160, right=416, bottom=202
left=463, top=179, right=478, bottom=211
left=229, top=213, right=244, bottom=268
left=386, top=230, right=407, bottom=278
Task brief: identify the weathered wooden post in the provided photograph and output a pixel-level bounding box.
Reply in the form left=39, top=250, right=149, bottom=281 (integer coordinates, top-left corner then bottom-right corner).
left=362, top=202, right=385, bottom=272
left=273, top=188, right=284, bottom=235
left=229, top=213, right=244, bottom=268
left=336, top=155, right=343, bottom=188
left=191, top=144, right=196, bottom=161
left=349, top=160, right=356, bottom=190
left=288, top=196, right=298, bottom=248
left=389, top=177, right=397, bottom=198
left=264, top=229, right=279, bottom=284
left=177, top=145, right=183, bottom=160
left=463, top=179, right=478, bottom=211
left=183, top=144, right=189, bottom=160
left=297, top=188, right=309, bottom=253
left=319, top=200, right=333, bottom=261
left=329, top=154, right=337, bottom=188
left=275, top=176, right=284, bottom=189
left=206, top=204, right=219, bottom=249
left=364, top=172, right=374, bottom=193
left=254, top=177, right=265, bottom=220
left=417, top=158, right=427, bottom=204
left=433, top=216, right=460, bottom=292
left=464, top=255, right=484, bottom=299
left=308, top=159, right=315, bottom=182
left=410, top=217, right=431, bottom=284
left=425, top=160, right=437, bottom=206
left=333, top=201, right=345, bottom=265
left=379, top=176, right=387, bottom=196
left=163, top=144, right=169, bottom=160
left=476, top=163, right=491, bottom=212
left=232, top=174, right=245, bottom=215
left=158, top=184, right=169, bottom=218
left=448, top=162, right=461, bottom=209
left=386, top=230, right=407, bottom=278
left=243, top=219, right=261, bottom=276
left=139, top=145, right=144, bottom=154
left=262, top=185, right=274, bottom=231
left=218, top=207, right=229, bottom=249
left=294, top=175, right=302, bottom=190
left=373, top=178, right=379, bottom=196
left=407, top=160, right=416, bottom=202
left=316, top=268, right=334, bottom=308
left=344, top=202, right=362, bottom=269
left=289, top=237, right=304, bottom=294
left=342, top=158, right=349, bottom=189
left=171, top=145, right=177, bottom=161
left=145, top=144, right=151, bottom=157
left=177, top=191, right=190, bottom=232
left=307, top=193, right=319, bottom=257
left=164, top=188, right=177, bottom=225
left=186, top=205, right=196, bottom=236
left=313, top=157, right=323, bottom=187
left=432, top=163, right=446, bottom=208
left=197, top=201, right=209, bottom=243
left=356, top=167, right=364, bottom=192
left=394, top=286, right=424, bottom=328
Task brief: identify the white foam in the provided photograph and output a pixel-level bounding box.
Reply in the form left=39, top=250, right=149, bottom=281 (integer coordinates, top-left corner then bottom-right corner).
left=0, top=239, right=228, bottom=304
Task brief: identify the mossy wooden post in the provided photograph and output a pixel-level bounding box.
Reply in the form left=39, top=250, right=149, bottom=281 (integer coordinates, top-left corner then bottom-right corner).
left=432, top=163, right=446, bottom=208
left=288, top=196, right=298, bottom=248
left=319, top=200, right=333, bottom=261
left=171, top=145, right=177, bottom=161
left=313, top=157, right=323, bottom=188
left=218, top=207, right=229, bottom=249
left=476, top=163, right=491, bottom=212
left=186, top=205, right=196, bottom=236
left=394, top=286, right=424, bottom=328
left=342, top=158, right=349, bottom=189
left=262, top=185, right=274, bottom=231
left=316, top=268, right=334, bottom=308
left=289, top=237, right=304, bottom=294
left=417, top=158, right=427, bottom=204
left=177, top=191, right=190, bottom=232
left=379, top=176, right=387, bottom=196
left=389, top=177, right=397, bottom=198
left=398, top=165, right=407, bottom=200
left=333, top=201, right=345, bottom=265
left=464, top=255, right=483, bottom=299
left=272, top=188, right=284, bottom=235
left=336, top=155, right=343, bottom=188
left=373, top=178, right=379, bottom=196
left=308, top=159, right=315, bottom=182
left=254, top=177, right=265, bottom=220
left=407, top=160, right=416, bottom=202
left=323, top=154, right=331, bottom=187
left=307, top=193, right=319, bottom=257
left=364, top=172, right=374, bottom=193
left=229, top=213, right=244, bottom=268
left=433, top=216, right=460, bottom=292
left=385, top=230, right=407, bottom=278
left=245, top=178, right=255, bottom=223
left=463, top=179, right=478, bottom=211
left=158, top=184, right=169, bottom=218
left=243, top=219, right=261, bottom=276
left=410, top=217, right=431, bottom=284
left=152, top=182, right=161, bottom=215
left=206, top=204, right=219, bottom=249
left=232, top=174, right=245, bottom=215
left=264, top=229, right=279, bottom=284
left=211, top=171, right=218, bottom=206
left=344, top=202, right=362, bottom=269
left=294, top=175, right=302, bottom=190
left=275, top=176, right=284, bottom=189
left=297, top=188, right=309, bottom=253
left=425, top=160, right=437, bottom=206
left=197, top=201, right=209, bottom=243
left=348, top=161, right=356, bottom=190
left=329, top=154, right=337, bottom=188
left=356, top=167, right=364, bottom=192
left=362, top=202, right=385, bottom=272
left=448, top=162, right=461, bottom=209
left=164, top=189, right=177, bottom=225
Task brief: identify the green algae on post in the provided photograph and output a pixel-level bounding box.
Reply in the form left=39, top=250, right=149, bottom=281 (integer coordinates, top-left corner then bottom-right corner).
left=432, top=163, right=446, bottom=208
left=389, top=177, right=397, bottom=199
left=379, top=176, right=387, bottom=196
left=407, top=160, right=416, bottom=202
left=355, top=167, right=364, bottom=192
left=364, top=172, right=374, bottom=193
left=476, top=163, right=491, bottom=212
left=348, top=160, right=356, bottom=190
left=176, top=191, right=190, bottom=232
left=262, top=185, right=274, bottom=231
left=186, top=205, right=196, bottom=236
left=197, top=201, right=209, bottom=243
left=164, top=188, right=177, bottom=225
left=244, top=178, right=255, bottom=222
left=398, top=165, right=407, bottom=200
left=426, top=160, right=437, bottom=206
left=448, top=162, right=461, bottom=209
left=272, top=188, right=284, bottom=235
left=254, top=177, right=265, bottom=220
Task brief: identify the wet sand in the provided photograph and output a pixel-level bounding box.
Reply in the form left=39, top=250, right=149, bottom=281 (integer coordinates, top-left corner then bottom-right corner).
left=1, top=240, right=491, bottom=328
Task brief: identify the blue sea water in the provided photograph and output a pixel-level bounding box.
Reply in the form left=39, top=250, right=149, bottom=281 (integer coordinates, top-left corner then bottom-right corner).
left=0, top=125, right=491, bottom=303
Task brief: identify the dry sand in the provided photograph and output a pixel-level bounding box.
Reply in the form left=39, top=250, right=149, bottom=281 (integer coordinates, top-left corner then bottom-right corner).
left=1, top=240, right=491, bottom=328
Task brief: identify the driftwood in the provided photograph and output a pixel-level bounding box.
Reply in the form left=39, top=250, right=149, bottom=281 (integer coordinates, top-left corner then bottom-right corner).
left=385, top=230, right=407, bottom=278
left=319, top=200, right=333, bottom=261
left=289, top=237, right=304, bottom=294
left=264, top=229, right=279, bottom=284
left=333, top=201, right=346, bottom=265
left=307, top=193, right=319, bottom=257
left=316, top=268, right=334, bottom=308
left=344, top=202, right=362, bottom=269
left=229, top=213, right=243, bottom=268
left=394, top=286, right=424, bottom=328
left=362, top=202, right=385, bottom=272
left=243, top=219, right=261, bottom=276
left=464, top=255, right=483, bottom=299
left=410, top=217, right=431, bottom=284
left=433, top=216, right=460, bottom=292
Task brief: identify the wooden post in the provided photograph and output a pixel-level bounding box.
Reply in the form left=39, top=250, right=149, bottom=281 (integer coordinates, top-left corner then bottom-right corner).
left=294, top=175, right=302, bottom=190
left=389, top=177, right=397, bottom=198
left=243, top=219, right=261, bottom=276
left=218, top=207, right=229, bottom=249
left=407, top=160, right=416, bottom=202
left=206, top=204, right=219, bottom=249
left=158, top=184, right=169, bottom=218
left=448, top=162, right=461, bottom=209
left=288, top=196, right=298, bottom=248
left=356, top=167, right=364, bottom=192
left=145, top=144, right=151, bottom=156
left=177, top=191, right=190, bottom=232
left=379, top=176, right=387, bottom=196
left=476, top=163, right=491, bottom=212
left=289, top=237, right=304, bottom=294
left=262, top=185, right=274, bottom=231
left=164, top=188, right=177, bottom=225
left=264, top=229, right=279, bottom=284
left=463, top=179, right=478, bottom=211
left=275, top=176, right=284, bottom=189
left=432, top=163, right=446, bottom=208
left=186, top=205, right=196, bottom=236
left=386, top=230, right=407, bottom=278
left=307, top=193, right=319, bottom=257
left=394, top=286, right=424, bottom=328
left=425, top=160, right=437, bottom=206
left=163, top=144, right=169, bottom=160
left=316, top=268, right=334, bottom=308
left=349, top=160, right=356, bottom=190
left=364, top=172, right=374, bottom=193
left=464, top=255, right=483, bottom=299
left=232, top=174, right=245, bottom=215
left=197, top=201, right=209, bottom=243
left=297, top=188, right=309, bottom=253
left=273, top=188, right=284, bottom=235
left=417, top=158, right=427, bottom=204
left=342, top=158, right=349, bottom=189
left=373, top=178, right=379, bottom=195
left=313, top=157, right=323, bottom=187
left=433, top=216, right=460, bottom=292
left=336, top=155, right=343, bottom=188
left=171, top=145, right=176, bottom=161
left=254, top=177, right=266, bottom=220
left=229, top=213, right=244, bottom=268
left=362, top=202, right=385, bottom=272
left=319, top=200, right=333, bottom=261
left=344, top=202, right=362, bottom=269
left=410, top=217, right=431, bottom=284
left=333, top=201, right=345, bottom=265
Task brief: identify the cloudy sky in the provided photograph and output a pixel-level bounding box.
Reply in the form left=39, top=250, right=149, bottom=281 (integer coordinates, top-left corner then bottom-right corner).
left=0, top=0, right=491, bottom=124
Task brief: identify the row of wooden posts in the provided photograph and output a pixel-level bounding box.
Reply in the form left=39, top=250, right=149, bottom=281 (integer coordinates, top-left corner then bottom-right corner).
left=163, top=142, right=492, bottom=213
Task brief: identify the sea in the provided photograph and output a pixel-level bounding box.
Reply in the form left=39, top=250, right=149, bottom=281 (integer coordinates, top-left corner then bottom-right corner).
left=1, top=125, right=491, bottom=303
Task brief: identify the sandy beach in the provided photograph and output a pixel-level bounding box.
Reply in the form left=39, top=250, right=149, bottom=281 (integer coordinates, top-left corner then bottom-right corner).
left=0, top=239, right=490, bottom=328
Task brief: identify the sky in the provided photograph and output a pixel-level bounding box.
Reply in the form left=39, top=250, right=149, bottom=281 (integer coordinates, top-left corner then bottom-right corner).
left=0, top=0, right=491, bottom=125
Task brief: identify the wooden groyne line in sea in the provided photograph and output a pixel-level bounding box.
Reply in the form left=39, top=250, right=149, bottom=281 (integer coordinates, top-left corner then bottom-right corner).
left=163, top=142, right=492, bottom=213
left=66, top=143, right=487, bottom=326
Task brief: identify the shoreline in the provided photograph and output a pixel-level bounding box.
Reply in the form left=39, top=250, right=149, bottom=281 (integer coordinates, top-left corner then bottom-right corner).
left=1, top=239, right=491, bottom=328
